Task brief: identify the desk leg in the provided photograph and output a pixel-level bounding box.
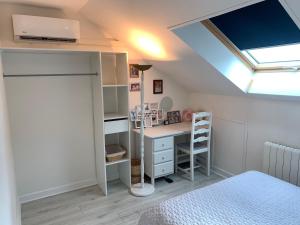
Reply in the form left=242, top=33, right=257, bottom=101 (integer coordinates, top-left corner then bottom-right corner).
left=151, top=176, right=155, bottom=185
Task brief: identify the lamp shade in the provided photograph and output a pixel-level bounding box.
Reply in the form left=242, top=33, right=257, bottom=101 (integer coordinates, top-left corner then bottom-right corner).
left=132, top=64, right=152, bottom=71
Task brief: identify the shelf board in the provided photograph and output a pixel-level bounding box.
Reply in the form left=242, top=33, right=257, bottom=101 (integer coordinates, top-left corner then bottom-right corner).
left=102, top=84, right=128, bottom=88
left=106, top=158, right=129, bottom=166
left=104, top=113, right=128, bottom=121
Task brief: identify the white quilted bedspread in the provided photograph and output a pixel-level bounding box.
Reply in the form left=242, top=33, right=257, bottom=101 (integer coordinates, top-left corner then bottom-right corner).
left=138, top=171, right=300, bottom=225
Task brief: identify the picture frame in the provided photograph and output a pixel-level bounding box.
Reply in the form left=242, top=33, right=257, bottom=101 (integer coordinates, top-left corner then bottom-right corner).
left=151, top=110, right=159, bottom=125
left=129, top=64, right=139, bottom=78
left=134, top=112, right=152, bottom=129
left=153, top=80, right=163, bottom=94
left=157, top=109, right=163, bottom=120
left=167, top=110, right=181, bottom=124
left=130, top=82, right=140, bottom=92
left=130, top=111, right=137, bottom=122
left=149, top=102, right=159, bottom=110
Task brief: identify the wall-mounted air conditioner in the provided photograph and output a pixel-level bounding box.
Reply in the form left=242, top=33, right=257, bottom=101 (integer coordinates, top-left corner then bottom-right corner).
left=12, top=15, right=80, bottom=43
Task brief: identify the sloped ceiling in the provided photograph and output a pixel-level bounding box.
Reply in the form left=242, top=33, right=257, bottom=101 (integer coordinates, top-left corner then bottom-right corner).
left=0, top=0, right=283, bottom=95
left=78, top=0, right=263, bottom=95
left=0, top=0, right=89, bottom=11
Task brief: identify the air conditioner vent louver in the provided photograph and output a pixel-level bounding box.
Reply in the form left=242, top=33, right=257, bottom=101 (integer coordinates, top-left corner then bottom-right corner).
left=19, top=36, right=77, bottom=43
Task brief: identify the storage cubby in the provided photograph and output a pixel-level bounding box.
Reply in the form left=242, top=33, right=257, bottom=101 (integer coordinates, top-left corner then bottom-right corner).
left=105, top=132, right=130, bottom=165
left=103, top=86, right=128, bottom=121
left=101, top=52, right=128, bottom=86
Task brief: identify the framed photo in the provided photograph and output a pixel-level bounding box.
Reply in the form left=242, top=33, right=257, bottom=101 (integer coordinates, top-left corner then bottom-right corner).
left=135, top=120, right=141, bottom=129
left=144, top=116, right=152, bottom=128
left=158, top=109, right=163, bottom=120
left=134, top=115, right=152, bottom=128
left=149, top=102, right=159, bottom=110
left=129, top=64, right=139, bottom=78
left=130, top=82, right=140, bottom=92
left=151, top=110, right=159, bottom=125
left=167, top=111, right=181, bottom=124
left=130, top=111, right=137, bottom=122
left=153, top=80, right=163, bottom=94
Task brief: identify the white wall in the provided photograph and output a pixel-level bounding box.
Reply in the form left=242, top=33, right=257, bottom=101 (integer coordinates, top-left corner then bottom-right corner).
left=4, top=52, right=97, bottom=203
left=189, top=93, right=300, bottom=176
left=0, top=54, right=21, bottom=225
left=128, top=66, right=188, bottom=111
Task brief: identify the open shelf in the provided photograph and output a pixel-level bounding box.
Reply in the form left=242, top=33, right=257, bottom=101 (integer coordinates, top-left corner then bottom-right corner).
left=106, top=158, right=129, bottom=166
left=103, top=86, right=128, bottom=117
left=104, top=113, right=128, bottom=121
left=101, top=53, right=128, bottom=86
left=102, top=84, right=128, bottom=88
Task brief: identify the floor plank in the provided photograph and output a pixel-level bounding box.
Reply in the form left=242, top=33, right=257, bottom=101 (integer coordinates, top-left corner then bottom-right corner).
left=21, top=172, right=222, bottom=225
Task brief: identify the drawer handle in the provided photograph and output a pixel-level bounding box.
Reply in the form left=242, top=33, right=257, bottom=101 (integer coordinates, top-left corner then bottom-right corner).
left=162, top=169, right=165, bottom=172
left=162, top=144, right=165, bottom=147
left=162, top=157, right=165, bottom=160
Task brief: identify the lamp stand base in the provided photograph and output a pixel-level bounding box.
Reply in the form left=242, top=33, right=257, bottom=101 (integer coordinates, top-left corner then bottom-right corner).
left=130, top=183, right=155, bottom=197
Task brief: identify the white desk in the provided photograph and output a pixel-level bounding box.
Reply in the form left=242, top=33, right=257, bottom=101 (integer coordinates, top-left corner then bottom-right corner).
left=133, top=122, right=192, bottom=184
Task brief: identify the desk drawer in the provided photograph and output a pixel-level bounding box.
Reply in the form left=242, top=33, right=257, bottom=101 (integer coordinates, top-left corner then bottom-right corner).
left=154, top=161, right=174, bottom=178
left=154, top=137, right=174, bottom=152
left=104, top=119, right=128, bottom=134
left=154, top=149, right=173, bottom=164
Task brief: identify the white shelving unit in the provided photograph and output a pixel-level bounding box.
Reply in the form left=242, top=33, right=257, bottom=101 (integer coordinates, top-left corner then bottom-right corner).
left=92, top=52, right=131, bottom=195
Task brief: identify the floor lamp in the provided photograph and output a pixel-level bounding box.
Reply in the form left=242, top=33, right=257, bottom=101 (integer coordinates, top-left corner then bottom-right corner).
left=130, top=64, right=155, bottom=197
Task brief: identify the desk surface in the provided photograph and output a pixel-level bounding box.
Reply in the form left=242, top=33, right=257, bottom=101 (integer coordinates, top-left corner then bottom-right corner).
left=133, top=122, right=192, bottom=139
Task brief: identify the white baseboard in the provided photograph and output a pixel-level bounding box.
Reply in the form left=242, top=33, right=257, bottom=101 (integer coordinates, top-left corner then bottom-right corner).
left=19, top=179, right=97, bottom=204
left=212, top=166, right=235, bottom=178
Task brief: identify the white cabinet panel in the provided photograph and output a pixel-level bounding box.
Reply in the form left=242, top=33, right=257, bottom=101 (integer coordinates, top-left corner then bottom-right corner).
left=154, top=161, right=174, bottom=178
left=154, top=150, right=173, bottom=165
left=154, top=137, right=174, bottom=152
left=104, top=119, right=128, bottom=134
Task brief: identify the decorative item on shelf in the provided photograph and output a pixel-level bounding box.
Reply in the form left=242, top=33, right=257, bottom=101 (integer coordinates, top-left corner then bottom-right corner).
left=131, top=159, right=141, bottom=184
left=129, top=64, right=139, bottom=78
left=130, top=64, right=155, bottom=197
left=153, top=79, right=163, bottom=94
left=135, top=112, right=152, bottom=129
left=105, top=144, right=126, bottom=162
left=160, top=96, right=173, bottom=121
left=182, top=108, right=194, bottom=122
left=130, top=82, right=140, bottom=92
left=131, top=102, right=163, bottom=128
left=167, top=110, right=181, bottom=124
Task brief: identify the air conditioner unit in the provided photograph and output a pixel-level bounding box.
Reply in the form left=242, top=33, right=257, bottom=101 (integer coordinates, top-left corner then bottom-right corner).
left=12, top=15, right=80, bottom=43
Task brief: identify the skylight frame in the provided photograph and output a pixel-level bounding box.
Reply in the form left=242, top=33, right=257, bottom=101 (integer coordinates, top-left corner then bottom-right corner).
left=241, top=43, right=300, bottom=71
left=204, top=19, right=300, bottom=72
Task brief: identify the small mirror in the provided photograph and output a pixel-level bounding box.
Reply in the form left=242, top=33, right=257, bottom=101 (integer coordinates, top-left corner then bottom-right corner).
left=160, top=96, right=173, bottom=112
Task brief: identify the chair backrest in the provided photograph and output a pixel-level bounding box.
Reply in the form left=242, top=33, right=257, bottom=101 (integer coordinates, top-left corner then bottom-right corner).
left=190, top=112, right=212, bottom=151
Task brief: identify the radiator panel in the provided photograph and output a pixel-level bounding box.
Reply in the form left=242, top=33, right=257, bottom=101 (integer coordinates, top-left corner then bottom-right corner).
left=263, top=142, right=300, bottom=186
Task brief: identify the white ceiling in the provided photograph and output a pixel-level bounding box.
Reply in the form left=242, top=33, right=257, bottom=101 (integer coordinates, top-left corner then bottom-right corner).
left=0, top=0, right=89, bottom=11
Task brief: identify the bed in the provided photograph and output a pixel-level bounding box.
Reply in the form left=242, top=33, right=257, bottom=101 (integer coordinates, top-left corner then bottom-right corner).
left=138, top=171, right=300, bottom=225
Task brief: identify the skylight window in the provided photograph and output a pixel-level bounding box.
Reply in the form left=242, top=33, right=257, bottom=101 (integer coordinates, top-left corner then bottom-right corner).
left=209, top=0, right=300, bottom=71
left=242, top=44, right=300, bottom=69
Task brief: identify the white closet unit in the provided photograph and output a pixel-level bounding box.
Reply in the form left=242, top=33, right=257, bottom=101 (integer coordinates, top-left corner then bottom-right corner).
left=92, top=52, right=131, bottom=195
left=1, top=49, right=130, bottom=202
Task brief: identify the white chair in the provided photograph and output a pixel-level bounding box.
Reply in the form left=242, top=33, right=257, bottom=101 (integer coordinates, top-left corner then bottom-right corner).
left=175, top=112, right=212, bottom=181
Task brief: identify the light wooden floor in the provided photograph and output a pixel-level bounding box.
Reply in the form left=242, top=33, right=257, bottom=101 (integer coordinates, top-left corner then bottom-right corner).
left=21, top=173, right=222, bottom=225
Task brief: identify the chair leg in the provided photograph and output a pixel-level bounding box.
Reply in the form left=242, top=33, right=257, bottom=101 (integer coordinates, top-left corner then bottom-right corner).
left=207, top=151, right=210, bottom=176
left=190, top=153, right=194, bottom=181
left=175, top=146, right=178, bottom=173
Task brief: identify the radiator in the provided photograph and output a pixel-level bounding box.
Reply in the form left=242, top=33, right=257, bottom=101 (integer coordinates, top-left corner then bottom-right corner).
left=263, top=142, right=300, bottom=186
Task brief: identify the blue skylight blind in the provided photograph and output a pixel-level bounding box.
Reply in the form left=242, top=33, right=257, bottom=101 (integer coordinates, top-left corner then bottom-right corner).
left=210, top=0, right=300, bottom=50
